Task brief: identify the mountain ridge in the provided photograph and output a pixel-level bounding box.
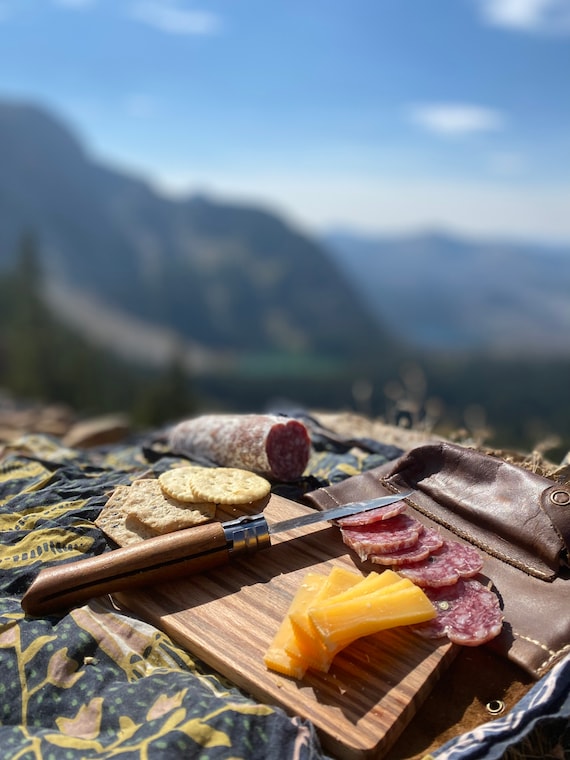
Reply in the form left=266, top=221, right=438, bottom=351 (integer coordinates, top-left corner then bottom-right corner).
left=2, top=98, right=569, bottom=373
left=0, top=99, right=393, bottom=372
left=323, top=228, right=570, bottom=357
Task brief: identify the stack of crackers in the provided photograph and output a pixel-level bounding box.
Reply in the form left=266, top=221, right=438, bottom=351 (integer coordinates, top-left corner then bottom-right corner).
left=96, top=465, right=272, bottom=547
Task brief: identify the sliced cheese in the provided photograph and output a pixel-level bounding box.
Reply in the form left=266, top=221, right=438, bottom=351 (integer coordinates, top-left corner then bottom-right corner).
left=316, top=568, right=402, bottom=609
left=264, top=567, right=437, bottom=680
left=309, top=580, right=436, bottom=656
left=305, top=578, right=416, bottom=667
left=296, top=568, right=406, bottom=668
left=263, top=571, right=327, bottom=678
left=262, top=645, right=305, bottom=680
left=287, top=565, right=362, bottom=671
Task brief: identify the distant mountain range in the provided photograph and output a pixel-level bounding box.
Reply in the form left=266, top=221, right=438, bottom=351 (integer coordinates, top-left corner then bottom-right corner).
left=323, top=230, right=570, bottom=357
left=1, top=98, right=568, bottom=379
left=0, top=100, right=392, bottom=376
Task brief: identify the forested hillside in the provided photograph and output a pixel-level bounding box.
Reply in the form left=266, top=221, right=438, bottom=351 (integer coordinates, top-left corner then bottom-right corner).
left=0, top=236, right=197, bottom=427
left=0, top=101, right=391, bottom=368
left=2, top=234, right=570, bottom=457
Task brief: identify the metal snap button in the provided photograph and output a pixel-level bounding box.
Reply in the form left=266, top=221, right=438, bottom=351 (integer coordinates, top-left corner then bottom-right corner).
left=486, top=699, right=505, bottom=715
left=551, top=490, right=570, bottom=506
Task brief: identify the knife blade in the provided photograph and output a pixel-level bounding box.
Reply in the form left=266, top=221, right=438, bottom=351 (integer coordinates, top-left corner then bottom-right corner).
left=21, top=491, right=410, bottom=617
left=267, top=492, right=412, bottom=534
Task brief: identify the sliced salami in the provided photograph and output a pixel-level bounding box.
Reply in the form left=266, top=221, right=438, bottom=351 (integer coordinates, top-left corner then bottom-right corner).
left=412, top=579, right=503, bottom=645
left=341, top=514, right=424, bottom=561
left=397, top=539, right=484, bottom=587
left=167, top=414, right=311, bottom=481
left=369, top=526, right=444, bottom=566
left=336, top=499, right=407, bottom=527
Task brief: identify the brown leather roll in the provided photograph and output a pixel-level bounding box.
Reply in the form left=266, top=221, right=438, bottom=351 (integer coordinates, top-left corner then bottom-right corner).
left=305, top=442, right=570, bottom=679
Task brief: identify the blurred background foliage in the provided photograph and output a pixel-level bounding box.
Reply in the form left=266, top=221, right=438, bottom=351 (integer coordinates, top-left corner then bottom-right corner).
left=1, top=232, right=569, bottom=460
left=0, top=234, right=197, bottom=428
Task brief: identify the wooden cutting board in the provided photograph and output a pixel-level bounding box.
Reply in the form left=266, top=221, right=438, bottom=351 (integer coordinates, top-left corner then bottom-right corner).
left=115, top=494, right=457, bottom=759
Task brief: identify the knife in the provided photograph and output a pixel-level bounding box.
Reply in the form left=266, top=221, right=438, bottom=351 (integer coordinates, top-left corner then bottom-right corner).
left=21, top=492, right=410, bottom=616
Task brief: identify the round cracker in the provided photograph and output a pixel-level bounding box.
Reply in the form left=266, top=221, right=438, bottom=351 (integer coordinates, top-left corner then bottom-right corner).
left=158, top=466, right=205, bottom=502
left=187, top=467, right=271, bottom=505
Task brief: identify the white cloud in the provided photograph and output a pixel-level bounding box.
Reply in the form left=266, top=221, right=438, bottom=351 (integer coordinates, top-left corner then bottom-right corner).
left=129, top=1, right=221, bottom=35
left=478, top=0, right=570, bottom=34
left=409, top=103, right=505, bottom=136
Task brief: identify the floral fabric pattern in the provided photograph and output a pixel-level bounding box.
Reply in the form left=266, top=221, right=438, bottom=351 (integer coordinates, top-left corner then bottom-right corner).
left=0, top=426, right=567, bottom=759
left=0, top=428, right=398, bottom=759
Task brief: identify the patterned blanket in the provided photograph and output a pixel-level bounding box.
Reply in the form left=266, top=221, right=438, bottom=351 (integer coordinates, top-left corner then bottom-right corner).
left=0, top=421, right=568, bottom=759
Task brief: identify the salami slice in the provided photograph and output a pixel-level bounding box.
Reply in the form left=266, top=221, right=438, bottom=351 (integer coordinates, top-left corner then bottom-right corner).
left=412, top=579, right=503, bottom=645
left=167, top=414, right=311, bottom=481
left=341, top=514, right=424, bottom=561
left=336, top=499, right=407, bottom=527
left=369, top=526, right=444, bottom=566
left=397, top=539, right=484, bottom=587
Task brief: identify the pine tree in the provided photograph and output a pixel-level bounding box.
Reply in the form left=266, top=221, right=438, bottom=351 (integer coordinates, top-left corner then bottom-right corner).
left=3, top=232, right=54, bottom=400
left=0, top=233, right=199, bottom=426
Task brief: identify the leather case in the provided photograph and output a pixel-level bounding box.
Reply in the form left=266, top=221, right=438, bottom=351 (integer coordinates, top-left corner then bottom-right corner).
left=305, top=442, right=570, bottom=678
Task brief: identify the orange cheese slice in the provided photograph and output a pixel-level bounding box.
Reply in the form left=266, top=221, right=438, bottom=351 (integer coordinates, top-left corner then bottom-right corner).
left=263, top=567, right=437, bottom=679
left=263, top=571, right=327, bottom=678
left=309, top=579, right=436, bottom=657
left=315, top=567, right=403, bottom=608
left=287, top=566, right=362, bottom=670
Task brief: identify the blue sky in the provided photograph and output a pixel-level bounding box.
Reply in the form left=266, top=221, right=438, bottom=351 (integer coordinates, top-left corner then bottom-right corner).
left=0, top=0, right=569, bottom=243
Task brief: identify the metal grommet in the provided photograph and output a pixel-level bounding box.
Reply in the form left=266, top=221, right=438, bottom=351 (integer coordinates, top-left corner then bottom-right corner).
left=486, top=699, right=505, bottom=715
left=551, top=490, right=570, bottom=506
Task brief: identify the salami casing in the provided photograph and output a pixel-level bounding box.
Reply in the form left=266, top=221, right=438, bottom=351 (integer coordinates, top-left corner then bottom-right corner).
left=167, top=414, right=311, bottom=481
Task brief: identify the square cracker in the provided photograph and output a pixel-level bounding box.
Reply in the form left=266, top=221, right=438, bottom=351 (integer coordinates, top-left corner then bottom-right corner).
left=95, top=485, right=159, bottom=546
left=124, top=478, right=216, bottom=534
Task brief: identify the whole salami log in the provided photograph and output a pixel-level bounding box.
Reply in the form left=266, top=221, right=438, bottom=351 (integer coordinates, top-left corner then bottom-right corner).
left=167, top=414, right=311, bottom=481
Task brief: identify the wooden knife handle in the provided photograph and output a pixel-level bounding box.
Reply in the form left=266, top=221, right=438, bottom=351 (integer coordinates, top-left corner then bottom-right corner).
left=21, top=521, right=231, bottom=617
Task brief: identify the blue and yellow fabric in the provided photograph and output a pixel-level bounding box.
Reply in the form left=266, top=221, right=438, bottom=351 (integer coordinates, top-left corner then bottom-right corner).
left=0, top=424, right=399, bottom=759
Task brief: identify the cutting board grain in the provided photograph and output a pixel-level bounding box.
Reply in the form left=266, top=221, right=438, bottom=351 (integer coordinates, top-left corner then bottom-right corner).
left=115, top=494, right=457, bottom=759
